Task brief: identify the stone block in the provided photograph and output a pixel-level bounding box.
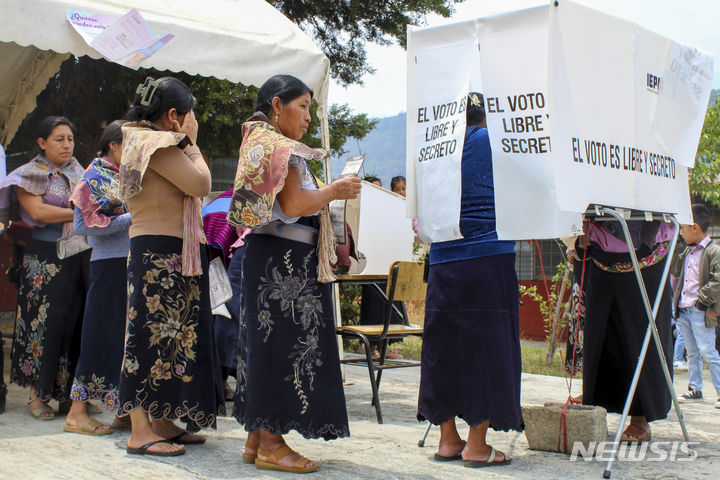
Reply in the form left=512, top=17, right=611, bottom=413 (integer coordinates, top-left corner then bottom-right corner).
left=522, top=402, right=607, bottom=454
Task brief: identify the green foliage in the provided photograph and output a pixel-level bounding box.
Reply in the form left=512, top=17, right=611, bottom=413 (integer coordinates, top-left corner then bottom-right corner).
left=690, top=92, right=720, bottom=207
left=269, top=0, right=461, bottom=86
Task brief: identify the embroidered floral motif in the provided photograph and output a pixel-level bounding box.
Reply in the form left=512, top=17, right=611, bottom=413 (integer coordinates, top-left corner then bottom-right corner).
left=255, top=249, right=325, bottom=414
left=592, top=242, right=668, bottom=273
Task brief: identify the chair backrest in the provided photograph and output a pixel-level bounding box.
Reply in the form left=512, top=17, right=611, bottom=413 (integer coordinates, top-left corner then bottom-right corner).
left=385, top=261, right=427, bottom=302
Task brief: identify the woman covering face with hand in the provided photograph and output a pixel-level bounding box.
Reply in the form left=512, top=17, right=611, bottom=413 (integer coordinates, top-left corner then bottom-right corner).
left=227, top=74, right=361, bottom=474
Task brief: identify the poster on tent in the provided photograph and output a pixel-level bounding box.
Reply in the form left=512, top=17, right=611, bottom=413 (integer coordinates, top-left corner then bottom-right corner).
left=476, top=6, right=582, bottom=240
left=548, top=1, right=714, bottom=224
left=406, top=21, right=477, bottom=243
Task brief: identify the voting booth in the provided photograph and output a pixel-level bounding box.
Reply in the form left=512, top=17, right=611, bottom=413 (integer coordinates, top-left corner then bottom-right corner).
left=405, top=1, right=714, bottom=477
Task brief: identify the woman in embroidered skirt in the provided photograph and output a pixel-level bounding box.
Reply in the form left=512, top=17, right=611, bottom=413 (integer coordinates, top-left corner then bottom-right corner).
left=417, top=93, right=523, bottom=468
left=227, top=74, right=361, bottom=473
left=582, top=220, right=675, bottom=443
left=62, top=120, right=131, bottom=435
left=0, top=116, right=89, bottom=420
left=117, top=77, right=224, bottom=456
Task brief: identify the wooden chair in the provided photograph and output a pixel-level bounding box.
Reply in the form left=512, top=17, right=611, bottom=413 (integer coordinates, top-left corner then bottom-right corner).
left=337, top=260, right=426, bottom=423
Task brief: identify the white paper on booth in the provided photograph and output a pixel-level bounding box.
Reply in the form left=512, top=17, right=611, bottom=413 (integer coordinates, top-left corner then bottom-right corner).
left=476, top=5, right=582, bottom=240
left=548, top=0, right=695, bottom=224
left=406, top=21, right=477, bottom=243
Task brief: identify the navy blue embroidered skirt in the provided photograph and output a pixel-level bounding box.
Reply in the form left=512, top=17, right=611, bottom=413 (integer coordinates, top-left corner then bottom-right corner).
left=70, top=257, right=127, bottom=408
left=233, top=233, right=350, bottom=440
left=118, top=236, right=224, bottom=427
left=418, top=253, right=524, bottom=432
left=10, top=238, right=89, bottom=402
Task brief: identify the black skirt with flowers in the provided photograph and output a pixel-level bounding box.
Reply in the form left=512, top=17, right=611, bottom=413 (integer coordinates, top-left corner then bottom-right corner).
left=10, top=237, right=90, bottom=403
left=233, top=233, right=350, bottom=440
left=117, top=235, right=224, bottom=427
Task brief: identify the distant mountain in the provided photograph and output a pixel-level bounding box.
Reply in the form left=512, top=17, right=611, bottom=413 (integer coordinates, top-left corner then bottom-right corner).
left=331, top=113, right=406, bottom=188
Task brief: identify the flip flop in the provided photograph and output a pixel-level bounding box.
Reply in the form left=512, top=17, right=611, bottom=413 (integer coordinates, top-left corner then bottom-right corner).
left=463, top=446, right=512, bottom=468
left=127, top=440, right=185, bottom=457
left=28, top=398, right=55, bottom=421
left=63, top=418, right=112, bottom=436
left=255, top=445, right=318, bottom=473
left=433, top=441, right=466, bottom=461
left=620, top=424, right=651, bottom=444
left=243, top=440, right=259, bottom=464
left=166, top=431, right=206, bottom=445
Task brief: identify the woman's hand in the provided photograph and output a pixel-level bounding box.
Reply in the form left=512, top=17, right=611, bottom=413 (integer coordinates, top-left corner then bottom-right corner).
left=173, top=109, right=198, bottom=145
left=330, top=176, right=362, bottom=201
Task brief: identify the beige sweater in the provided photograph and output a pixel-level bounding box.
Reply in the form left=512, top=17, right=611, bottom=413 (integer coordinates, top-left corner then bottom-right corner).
left=126, top=144, right=211, bottom=239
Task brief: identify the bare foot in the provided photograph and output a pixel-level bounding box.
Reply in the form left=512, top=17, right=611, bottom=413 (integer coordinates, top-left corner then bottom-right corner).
left=28, top=398, right=54, bottom=419
left=436, top=439, right=466, bottom=458
left=66, top=402, right=110, bottom=434
left=259, top=440, right=316, bottom=470
left=151, top=418, right=205, bottom=443
left=127, top=431, right=185, bottom=455
left=463, top=444, right=508, bottom=463
left=245, top=430, right=260, bottom=456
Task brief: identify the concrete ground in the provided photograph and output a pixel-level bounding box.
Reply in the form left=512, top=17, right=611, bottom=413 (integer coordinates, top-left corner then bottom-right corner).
left=1, top=339, right=720, bottom=480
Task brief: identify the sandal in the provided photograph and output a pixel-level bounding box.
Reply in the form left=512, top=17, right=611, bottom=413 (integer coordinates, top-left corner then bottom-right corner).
left=127, top=440, right=185, bottom=457
left=63, top=417, right=112, bottom=436
left=463, top=446, right=512, bottom=468
left=243, top=440, right=259, bottom=464
left=621, top=424, right=651, bottom=444
left=255, top=445, right=318, bottom=473
left=28, top=398, right=55, bottom=421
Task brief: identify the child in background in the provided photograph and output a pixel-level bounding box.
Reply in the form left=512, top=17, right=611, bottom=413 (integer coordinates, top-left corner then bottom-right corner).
left=672, top=204, right=720, bottom=408
left=390, top=175, right=406, bottom=197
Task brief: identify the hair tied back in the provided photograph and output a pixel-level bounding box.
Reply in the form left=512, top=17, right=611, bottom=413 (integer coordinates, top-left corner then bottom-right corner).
left=136, top=77, right=160, bottom=107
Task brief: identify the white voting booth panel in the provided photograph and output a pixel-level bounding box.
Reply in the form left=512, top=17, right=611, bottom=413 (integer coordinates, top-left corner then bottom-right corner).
left=348, top=181, right=415, bottom=276
left=406, top=1, right=713, bottom=241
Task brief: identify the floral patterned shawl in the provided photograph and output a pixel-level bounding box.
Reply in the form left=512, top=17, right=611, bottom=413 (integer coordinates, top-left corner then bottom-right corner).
left=0, top=154, right=84, bottom=227
left=227, top=112, right=337, bottom=282
left=119, top=122, right=205, bottom=276
left=69, top=157, right=126, bottom=227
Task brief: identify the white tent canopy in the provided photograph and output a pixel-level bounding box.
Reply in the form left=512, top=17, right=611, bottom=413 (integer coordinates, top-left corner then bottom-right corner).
left=0, top=0, right=331, bottom=150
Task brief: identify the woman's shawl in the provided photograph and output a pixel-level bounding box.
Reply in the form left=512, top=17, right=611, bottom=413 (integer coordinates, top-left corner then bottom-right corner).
left=227, top=112, right=337, bottom=282
left=119, top=122, right=205, bottom=276
left=69, top=157, right=126, bottom=228
left=0, top=154, right=84, bottom=227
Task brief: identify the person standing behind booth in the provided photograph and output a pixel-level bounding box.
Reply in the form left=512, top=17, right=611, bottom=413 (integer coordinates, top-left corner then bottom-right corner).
left=0, top=116, right=89, bottom=420
left=672, top=203, right=720, bottom=408
left=418, top=93, right=523, bottom=468
left=63, top=120, right=132, bottom=435
left=117, top=77, right=224, bottom=456
left=227, top=74, right=361, bottom=474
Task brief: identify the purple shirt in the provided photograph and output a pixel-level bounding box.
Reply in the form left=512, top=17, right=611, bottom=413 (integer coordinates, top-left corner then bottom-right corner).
left=679, top=234, right=712, bottom=308
left=588, top=222, right=675, bottom=253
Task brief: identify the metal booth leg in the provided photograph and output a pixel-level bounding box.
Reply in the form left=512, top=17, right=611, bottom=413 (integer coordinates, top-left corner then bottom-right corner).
left=598, top=208, right=690, bottom=478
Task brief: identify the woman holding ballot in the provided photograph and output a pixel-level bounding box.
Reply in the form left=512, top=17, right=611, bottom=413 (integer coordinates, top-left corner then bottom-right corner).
left=418, top=93, right=523, bottom=468
left=117, top=76, right=224, bottom=456
left=227, top=74, right=360, bottom=473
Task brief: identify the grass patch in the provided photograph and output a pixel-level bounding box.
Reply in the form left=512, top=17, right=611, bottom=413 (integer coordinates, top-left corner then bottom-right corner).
left=342, top=336, right=579, bottom=378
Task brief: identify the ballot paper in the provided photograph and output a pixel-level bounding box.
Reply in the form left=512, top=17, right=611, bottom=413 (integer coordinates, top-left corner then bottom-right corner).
left=330, top=155, right=365, bottom=244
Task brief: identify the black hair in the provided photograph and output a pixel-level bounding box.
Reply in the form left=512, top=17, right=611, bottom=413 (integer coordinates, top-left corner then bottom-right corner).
left=35, top=116, right=77, bottom=153
left=126, top=76, right=196, bottom=123
left=466, top=92, right=486, bottom=126
left=98, top=120, right=128, bottom=156
left=363, top=175, right=381, bottom=186
left=390, top=175, right=406, bottom=191
left=692, top=203, right=711, bottom=233
left=255, top=74, right=314, bottom=117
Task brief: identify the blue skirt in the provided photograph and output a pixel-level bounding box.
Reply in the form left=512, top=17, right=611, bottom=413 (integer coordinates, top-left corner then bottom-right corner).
left=118, top=236, right=224, bottom=427
left=70, top=257, right=127, bottom=408
left=233, top=233, right=349, bottom=440
left=418, top=253, right=524, bottom=432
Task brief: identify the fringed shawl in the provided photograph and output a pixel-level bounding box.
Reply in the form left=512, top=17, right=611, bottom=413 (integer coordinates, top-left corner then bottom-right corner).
left=69, top=157, right=126, bottom=227
left=0, top=154, right=84, bottom=227
left=119, top=122, right=205, bottom=276
left=227, top=112, right=337, bottom=282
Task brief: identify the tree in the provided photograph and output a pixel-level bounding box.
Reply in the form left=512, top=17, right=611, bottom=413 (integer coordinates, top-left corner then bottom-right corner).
left=689, top=92, right=720, bottom=207
left=269, top=0, right=461, bottom=86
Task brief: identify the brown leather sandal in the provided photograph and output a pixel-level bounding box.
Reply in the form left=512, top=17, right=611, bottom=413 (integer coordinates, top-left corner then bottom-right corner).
left=620, top=424, right=651, bottom=444
left=255, top=445, right=318, bottom=473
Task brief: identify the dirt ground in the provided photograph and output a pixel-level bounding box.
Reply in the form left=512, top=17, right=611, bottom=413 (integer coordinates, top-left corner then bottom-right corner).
left=1, top=340, right=720, bottom=479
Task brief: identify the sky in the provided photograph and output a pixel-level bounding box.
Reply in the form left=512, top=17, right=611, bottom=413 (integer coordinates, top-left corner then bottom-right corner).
left=327, top=0, right=720, bottom=118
